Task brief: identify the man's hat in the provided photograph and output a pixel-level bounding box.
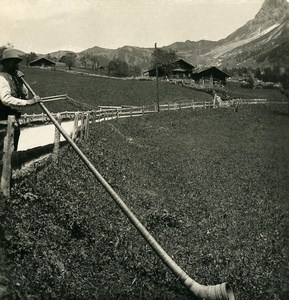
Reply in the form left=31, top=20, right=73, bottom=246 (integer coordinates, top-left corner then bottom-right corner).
left=0, top=48, right=23, bottom=63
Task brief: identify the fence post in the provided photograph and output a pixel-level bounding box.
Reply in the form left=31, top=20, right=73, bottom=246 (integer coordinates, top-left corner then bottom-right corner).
left=168, top=103, right=170, bottom=111
left=84, top=112, right=90, bottom=142
left=91, top=111, right=95, bottom=123
left=72, top=112, right=79, bottom=141
left=179, top=103, right=182, bottom=110
left=142, top=106, right=144, bottom=115
left=52, top=113, right=62, bottom=162
left=80, top=112, right=85, bottom=140
left=1, top=116, right=15, bottom=198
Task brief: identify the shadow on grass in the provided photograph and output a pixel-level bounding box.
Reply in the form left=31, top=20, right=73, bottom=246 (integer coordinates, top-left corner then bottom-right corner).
left=271, top=109, right=289, bottom=117
left=12, top=141, right=66, bottom=169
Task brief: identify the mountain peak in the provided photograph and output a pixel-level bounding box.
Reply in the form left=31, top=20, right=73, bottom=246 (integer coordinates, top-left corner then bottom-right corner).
left=256, top=0, right=289, bottom=21
left=262, top=0, right=288, bottom=8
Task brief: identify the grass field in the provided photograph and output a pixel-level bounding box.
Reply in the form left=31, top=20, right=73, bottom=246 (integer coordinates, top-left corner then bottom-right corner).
left=2, top=105, right=289, bottom=299
left=21, top=67, right=212, bottom=114
left=18, top=68, right=288, bottom=116
left=226, top=81, right=288, bottom=102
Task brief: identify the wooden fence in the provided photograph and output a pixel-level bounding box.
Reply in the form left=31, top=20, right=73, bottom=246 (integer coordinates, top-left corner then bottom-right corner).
left=17, top=96, right=274, bottom=127
left=0, top=94, right=278, bottom=197
left=0, top=111, right=90, bottom=197
left=18, top=99, right=216, bottom=126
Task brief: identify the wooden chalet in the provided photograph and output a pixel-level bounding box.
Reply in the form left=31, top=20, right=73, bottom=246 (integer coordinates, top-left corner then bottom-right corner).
left=29, top=57, right=56, bottom=68
left=143, top=67, right=166, bottom=77
left=168, top=59, right=195, bottom=78
left=143, top=59, right=195, bottom=78
left=191, top=66, right=230, bottom=83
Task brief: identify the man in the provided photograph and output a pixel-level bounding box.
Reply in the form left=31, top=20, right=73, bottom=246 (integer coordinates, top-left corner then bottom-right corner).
left=0, top=48, right=40, bottom=157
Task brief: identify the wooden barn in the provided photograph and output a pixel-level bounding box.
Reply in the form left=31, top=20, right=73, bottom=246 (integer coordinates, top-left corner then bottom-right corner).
left=143, top=66, right=166, bottom=77
left=29, top=57, right=56, bottom=68
left=143, top=59, right=195, bottom=78
left=191, top=66, right=230, bottom=84
left=167, top=59, right=195, bottom=78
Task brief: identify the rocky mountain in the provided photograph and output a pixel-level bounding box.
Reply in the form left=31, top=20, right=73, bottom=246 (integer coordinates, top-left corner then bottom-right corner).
left=204, top=0, right=289, bottom=67
left=81, top=45, right=153, bottom=70
left=42, top=0, right=289, bottom=70
left=44, top=50, right=75, bottom=60
left=164, top=0, right=289, bottom=68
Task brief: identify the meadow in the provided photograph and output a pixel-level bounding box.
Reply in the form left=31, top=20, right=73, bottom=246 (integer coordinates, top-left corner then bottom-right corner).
left=19, top=67, right=288, bottom=116
left=21, top=67, right=212, bottom=114
left=226, top=81, right=288, bottom=102
left=3, top=105, right=289, bottom=299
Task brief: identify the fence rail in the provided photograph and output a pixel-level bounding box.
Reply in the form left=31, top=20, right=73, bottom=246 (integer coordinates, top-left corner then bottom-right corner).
left=0, top=94, right=276, bottom=196
left=0, top=94, right=284, bottom=196
left=18, top=96, right=274, bottom=126
left=19, top=99, right=217, bottom=126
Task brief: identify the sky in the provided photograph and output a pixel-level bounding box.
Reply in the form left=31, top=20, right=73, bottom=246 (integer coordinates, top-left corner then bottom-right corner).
left=0, top=0, right=265, bottom=54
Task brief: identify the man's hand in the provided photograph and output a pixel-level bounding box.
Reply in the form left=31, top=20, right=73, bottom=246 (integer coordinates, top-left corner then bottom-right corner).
left=26, top=95, right=41, bottom=105
left=15, top=70, right=24, bottom=78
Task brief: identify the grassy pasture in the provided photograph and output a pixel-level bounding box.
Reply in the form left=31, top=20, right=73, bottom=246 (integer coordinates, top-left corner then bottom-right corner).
left=3, top=105, right=289, bottom=299
left=19, top=68, right=288, bottom=116
left=21, top=67, right=212, bottom=114
left=226, top=81, right=288, bottom=102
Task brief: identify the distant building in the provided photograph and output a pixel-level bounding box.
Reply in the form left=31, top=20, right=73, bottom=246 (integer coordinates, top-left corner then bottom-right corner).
left=143, top=59, right=195, bottom=78
left=191, top=66, right=230, bottom=84
left=143, top=66, right=165, bottom=77
left=29, top=57, right=56, bottom=68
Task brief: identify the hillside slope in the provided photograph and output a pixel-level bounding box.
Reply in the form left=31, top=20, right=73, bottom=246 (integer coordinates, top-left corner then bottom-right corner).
left=38, top=0, right=289, bottom=69
left=4, top=107, right=289, bottom=300
left=21, top=67, right=212, bottom=114
left=201, top=0, right=289, bottom=66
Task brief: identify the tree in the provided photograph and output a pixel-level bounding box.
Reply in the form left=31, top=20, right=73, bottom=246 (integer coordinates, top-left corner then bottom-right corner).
left=90, top=55, right=100, bottom=70
left=151, top=48, right=177, bottom=66
left=255, top=68, right=262, bottom=80
left=128, top=65, right=141, bottom=77
left=79, top=53, right=90, bottom=69
left=108, top=59, right=129, bottom=77
left=23, top=52, right=38, bottom=66
left=262, top=67, right=273, bottom=82
left=59, top=53, right=76, bottom=70
left=247, top=76, right=255, bottom=89
left=150, top=48, right=177, bottom=76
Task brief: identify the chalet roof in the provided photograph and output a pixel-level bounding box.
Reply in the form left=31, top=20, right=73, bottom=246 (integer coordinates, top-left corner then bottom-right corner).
left=167, top=59, right=195, bottom=69
left=30, top=57, right=56, bottom=65
left=192, top=66, right=230, bottom=77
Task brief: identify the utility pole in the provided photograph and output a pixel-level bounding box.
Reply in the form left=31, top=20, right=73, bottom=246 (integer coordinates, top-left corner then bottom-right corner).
left=155, top=42, right=160, bottom=112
